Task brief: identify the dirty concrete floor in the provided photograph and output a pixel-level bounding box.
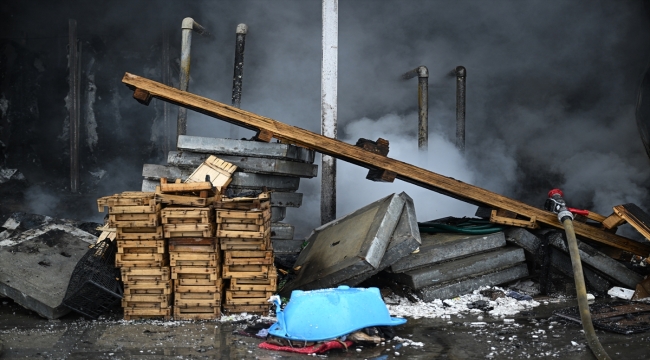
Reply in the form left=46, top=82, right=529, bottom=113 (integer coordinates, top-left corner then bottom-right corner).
left=0, top=297, right=649, bottom=359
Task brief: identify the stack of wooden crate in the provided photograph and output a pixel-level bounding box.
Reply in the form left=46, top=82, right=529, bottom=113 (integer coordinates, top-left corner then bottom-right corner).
left=217, top=193, right=276, bottom=315
left=97, top=191, right=171, bottom=320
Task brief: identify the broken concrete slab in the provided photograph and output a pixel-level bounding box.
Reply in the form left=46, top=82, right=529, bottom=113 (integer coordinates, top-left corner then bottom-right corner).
left=391, top=247, right=526, bottom=290
left=504, top=228, right=612, bottom=294
left=271, top=223, right=294, bottom=240
left=142, top=164, right=192, bottom=181
left=0, top=223, right=97, bottom=319
left=342, top=192, right=421, bottom=287
left=281, top=193, right=406, bottom=295
left=541, top=229, right=643, bottom=289
left=168, top=151, right=318, bottom=178
left=227, top=172, right=300, bottom=192
left=390, top=231, right=507, bottom=273
left=272, top=239, right=304, bottom=254
left=269, top=192, right=303, bottom=208
left=416, top=263, right=529, bottom=301
left=271, top=207, right=286, bottom=222
left=177, top=135, right=315, bottom=163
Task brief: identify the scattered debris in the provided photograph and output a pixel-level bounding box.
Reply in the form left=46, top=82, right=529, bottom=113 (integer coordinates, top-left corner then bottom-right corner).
left=555, top=301, right=650, bottom=334
left=608, top=287, right=635, bottom=300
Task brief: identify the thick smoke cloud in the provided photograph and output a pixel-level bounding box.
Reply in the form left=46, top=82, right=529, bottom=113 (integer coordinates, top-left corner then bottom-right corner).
left=3, top=1, right=650, bottom=239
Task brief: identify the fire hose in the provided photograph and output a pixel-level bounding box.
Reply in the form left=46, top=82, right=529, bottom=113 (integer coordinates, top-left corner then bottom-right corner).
left=545, top=189, right=611, bottom=360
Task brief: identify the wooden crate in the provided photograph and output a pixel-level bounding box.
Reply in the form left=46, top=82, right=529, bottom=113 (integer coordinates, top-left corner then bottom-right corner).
left=174, top=280, right=223, bottom=294
left=222, top=304, right=271, bottom=315
left=217, top=227, right=270, bottom=240
left=109, top=213, right=160, bottom=228
left=223, top=250, right=273, bottom=266
left=120, top=266, right=170, bottom=279
left=225, top=290, right=274, bottom=306
left=122, top=298, right=171, bottom=308
left=117, top=240, right=166, bottom=254
left=161, top=207, right=213, bottom=225
left=175, top=291, right=222, bottom=308
left=116, top=226, right=163, bottom=240
left=97, top=192, right=155, bottom=212
left=123, top=280, right=172, bottom=295
left=220, top=237, right=270, bottom=251
left=164, top=223, right=214, bottom=238
left=156, top=193, right=215, bottom=207
left=115, top=255, right=168, bottom=268
left=109, top=203, right=161, bottom=215
left=185, top=155, right=236, bottom=192
left=174, top=273, right=220, bottom=286
left=230, top=272, right=277, bottom=291
left=216, top=192, right=270, bottom=211
left=171, top=265, right=219, bottom=280
left=122, top=294, right=171, bottom=304
left=216, top=209, right=270, bottom=226
left=222, top=264, right=270, bottom=279
left=170, top=252, right=219, bottom=267
left=168, top=237, right=218, bottom=253
left=173, top=306, right=220, bottom=321
left=124, top=307, right=171, bottom=319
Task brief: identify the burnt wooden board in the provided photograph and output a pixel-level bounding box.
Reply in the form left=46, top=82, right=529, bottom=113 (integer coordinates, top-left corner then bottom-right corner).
left=122, top=73, right=650, bottom=256
left=613, top=204, right=650, bottom=241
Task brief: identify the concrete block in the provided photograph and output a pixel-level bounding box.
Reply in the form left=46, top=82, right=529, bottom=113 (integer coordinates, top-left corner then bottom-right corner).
left=142, top=164, right=192, bottom=181
left=505, top=227, right=612, bottom=294
left=271, top=207, right=286, bottom=222
left=141, top=179, right=157, bottom=192
left=0, top=223, right=97, bottom=319
left=281, top=193, right=406, bottom=295
left=390, top=231, right=506, bottom=273
left=416, top=263, right=529, bottom=301
left=228, top=172, right=301, bottom=192
left=272, top=239, right=304, bottom=254
left=270, top=192, right=303, bottom=208
left=168, top=151, right=318, bottom=178
left=271, top=222, right=294, bottom=240
left=344, top=192, right=421, bottom=286
left=392, top=247, right=526, bottom=290
left=177, top=135, right=315, bottom=163
left=543, top=230, right=643, bottom=289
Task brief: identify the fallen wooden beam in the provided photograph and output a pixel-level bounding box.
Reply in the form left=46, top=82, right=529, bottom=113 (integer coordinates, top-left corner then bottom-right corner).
left=122, top=72, right=650, bottom=256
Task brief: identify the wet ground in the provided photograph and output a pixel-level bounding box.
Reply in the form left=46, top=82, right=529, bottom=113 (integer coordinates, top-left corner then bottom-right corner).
left=1, top=296, right=649, bottom=359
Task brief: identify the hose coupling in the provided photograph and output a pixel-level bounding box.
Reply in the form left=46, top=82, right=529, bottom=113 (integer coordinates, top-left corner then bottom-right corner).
left=545, top=188, right=574, bottom=222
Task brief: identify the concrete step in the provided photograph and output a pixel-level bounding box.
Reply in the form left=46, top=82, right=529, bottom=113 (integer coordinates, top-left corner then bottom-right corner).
left=177, top=135, right=315, bottom=163
left=168, top=151, right=318, bottom=178
left=416, top=263, right=529, bottom=301
left=390, top=231, right=506, bottom=273
left=391, top=247, right=526, bottom=290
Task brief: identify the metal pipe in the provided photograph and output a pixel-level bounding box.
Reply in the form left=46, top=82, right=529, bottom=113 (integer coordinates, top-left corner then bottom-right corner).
left=455, top=66, right=466, bottom=152
left=161, top=26, right=171, bottom=155
left=229, top=23, right=248, bottom=139
left=68, top=19, right=80, bottom=193
left=177, top=17, right=211, bottom=142
left=402, top=66, right=429, bottom=152
left=321, top=0, right=338, bottom=225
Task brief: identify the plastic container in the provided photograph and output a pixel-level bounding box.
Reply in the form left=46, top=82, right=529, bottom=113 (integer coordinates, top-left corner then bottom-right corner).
left=62, top=239, right=123, bottom=319
left=268, top=286, right=406, bottom=341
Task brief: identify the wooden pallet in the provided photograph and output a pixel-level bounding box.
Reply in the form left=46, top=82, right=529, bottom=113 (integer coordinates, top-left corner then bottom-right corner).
left=168, top=237, right=218, bottom=253
left=170, top=252, right=219, bottom=267
left=116, top=226, right=163, bottom=240
left=222, top=264, right=270, bottom=279
left=164, top=223, right=214, bottom=238
left=220, top=237, right=271, bottom=251
left=222, top=304, right=271, bottom=315
left=171, top=265, right=219, bottom=280
left=224, top=250, right=273, bottom=266
left=185, top=155, right=236, bottom=193
left=161, top=207, right=214, bottom=224
left=173, top=306, right=220, bottom=320
left=123, top=280, right=172, bottom=295
left=230, top=274, right=277, bottom=291
left=117, top=240, right=166, bottom=254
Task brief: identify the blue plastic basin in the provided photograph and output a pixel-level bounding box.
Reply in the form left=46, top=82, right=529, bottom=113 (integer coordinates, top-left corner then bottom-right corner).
left=268, top=286, right=406, bottom=341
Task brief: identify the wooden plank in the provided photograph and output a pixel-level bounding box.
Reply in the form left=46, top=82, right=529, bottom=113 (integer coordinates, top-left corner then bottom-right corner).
left=176, top=292, right=221, bottom=300
left=222, top=264, right=270, bottom=279
left=116, top=226, right=163, bottom=240
left=117, top=240, right=166, bottom=254
left=171, top=266, right=219, bottom=280
left=613, top=204, right=650, bottom=241
left=216, top=201, right=270, bottom=211
left=230, top=276, right=277, bottom=291
left=161, top=181, right=213, bottom=193
left=224, top=250, right=273, bottom=265
left=490, top=210, right=539, bottom=229
left=122, top=72, right=650, bottom=256
left=602, top=213, right=626, bottom=230
left=123, top=281, right=172, bottom=294
left=110, top=213, right=159, bottom=221
left=124, top=307, right=171, bottom=316
left=120, top=266, right=170, bottom=277
left=163, top=224, right=214, bottom=238
left=109, top=203, right=160, bottom=214
left=168, top=237, right=218, bottom=252
left=156, top=193, right=212, bottom=207
left=216, top=227, right=269, bottom=239
left=186, top=155, right=237, bottom=192
left=170, top=252, right=219, bottom=267
left=174, top=283, right=222, bottom=294
left=122, top=294, right=171, bottom=303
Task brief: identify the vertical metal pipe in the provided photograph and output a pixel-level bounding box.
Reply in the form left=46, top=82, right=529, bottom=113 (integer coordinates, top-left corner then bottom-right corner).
left=455, top=66, right=466, bottom=152
left=402, top=66, right=429, bottom=152
left=321, top=0, right=338, bottom=225
left=176, top=18, right=210, bottom=144
left=161, top=27, right=171, bottom=155
left=68, top=19, right=80, bottom=193
left=229, top=23, right=248, bottom=139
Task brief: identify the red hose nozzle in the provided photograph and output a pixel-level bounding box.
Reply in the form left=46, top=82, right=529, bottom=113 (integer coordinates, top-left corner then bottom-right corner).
left=548, top=188, right=564, bottom=198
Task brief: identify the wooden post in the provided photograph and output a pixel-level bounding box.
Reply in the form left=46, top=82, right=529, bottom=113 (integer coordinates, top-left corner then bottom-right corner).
left=68, top=19, right=80, bottom=193
left=321, top=0, right=338, bottom=225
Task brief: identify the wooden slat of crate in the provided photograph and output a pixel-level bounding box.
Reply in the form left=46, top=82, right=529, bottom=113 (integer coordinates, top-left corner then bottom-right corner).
left=117, top=240, right=166, bottom=254
left=216, top=200, right=270, bottom=211
left=124, top=307, right=171, bottom=317
left=174, top=273, right=219, bottom=286
left=116, top=252, right=166, bottom=262
left=109, top=203, right=161, bottom=214
left=174, top=285, right=222, bottom=294
left=176, top=292, right=221, bottom=300
left=156, top=193, right=214, bottom=207
left=185, top=155, right=236, bottom=191
left=160, top=181, right=213, bottom=193
left=122, top=299, right=170, bottom=308
left=97, top=193, right=155, bottom=212
left=110, top=219, right=161, bottom=228
left=222, top=264, right=270, bottom=279
left=120, top=247, right=164, bottom=255
left=116, top=258, right=168, bottom=268
left=220, top=237, right=270, bottom=251
left=111, top=213, right=158, bottom=221
left=175, top=296, right=221, bottom=308
left=121, top=266, right=170, bottom=277
left=216, top=209, right=270, bottom=223
left=122, top=273, right=170, bottom=283
left=116, top=226, right=163, bottom=240
left=123, top=280, right=172, bottom=295
left=170, top=253, right=219, bottom=267
left=122, top=294, right=171, bottom=303
left=227, top=290, right=273, bottom=299
left=171, top=266, right=219, bottom=280
left=224, top=250, right=273, bottom=265
left=173, top=307, right=220, bottom=321
left=164, top=224, right=214, bottom=238
left=217, top=227, right=270, bottom=239
left=162, top=208, right=213, bottom=224
left=124, top=314, right=171, bottom=321
left=168, top=237, right=218, bottom=252
left=222, top=304, right=271, bottom=314
left=230, top=276, right=277, bottom=291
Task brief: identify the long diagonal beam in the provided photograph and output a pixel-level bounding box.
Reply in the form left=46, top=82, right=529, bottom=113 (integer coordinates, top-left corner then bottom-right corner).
left=122, top=72, right=650, bottom=256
